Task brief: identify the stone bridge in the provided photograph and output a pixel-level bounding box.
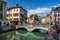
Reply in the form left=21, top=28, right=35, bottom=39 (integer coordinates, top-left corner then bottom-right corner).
left=16, top=25, right=49, bottom=32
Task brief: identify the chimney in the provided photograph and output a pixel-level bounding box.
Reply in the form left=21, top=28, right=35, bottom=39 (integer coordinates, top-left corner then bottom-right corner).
left=16, top=4, right=19, bottom=7
left=52, top=7, right=55, bottom=11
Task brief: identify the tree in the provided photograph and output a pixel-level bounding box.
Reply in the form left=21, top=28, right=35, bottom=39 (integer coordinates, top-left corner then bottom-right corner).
left=29, top=14, right=42, bottom=23
left=39, top=16, right=42, bottom=23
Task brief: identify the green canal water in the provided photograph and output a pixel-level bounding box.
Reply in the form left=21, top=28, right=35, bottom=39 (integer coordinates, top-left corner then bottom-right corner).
left=0, top=30, right=49, bottom=40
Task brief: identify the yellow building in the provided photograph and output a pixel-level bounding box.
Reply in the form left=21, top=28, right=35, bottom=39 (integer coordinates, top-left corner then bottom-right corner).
left=7, top=4, right=27, bottom=25
left=42, top=14, right=51, bottom=24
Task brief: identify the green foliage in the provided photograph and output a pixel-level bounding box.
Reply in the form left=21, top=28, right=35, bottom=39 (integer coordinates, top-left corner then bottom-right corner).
left=29, top=14, right=38, bottom=19
left=29, top=14, right=42, bottom=23
left=39, top=18, right=42, bottom=23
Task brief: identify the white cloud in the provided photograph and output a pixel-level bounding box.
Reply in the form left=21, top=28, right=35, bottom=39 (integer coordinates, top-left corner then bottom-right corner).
left=50, top=4, right=60, bottom=8
left=27, top=7, right=51, bottom=17
left=27, top=4, right=60, bottom=17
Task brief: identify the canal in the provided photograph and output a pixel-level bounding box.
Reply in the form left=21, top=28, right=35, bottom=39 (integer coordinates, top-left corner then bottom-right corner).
left=0, top=30, right=49, bottom=40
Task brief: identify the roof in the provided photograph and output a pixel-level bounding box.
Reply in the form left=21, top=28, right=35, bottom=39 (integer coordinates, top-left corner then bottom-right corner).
left=7, top=4, right=27, bottom=12
left=52, top=5, right=60, bottom=11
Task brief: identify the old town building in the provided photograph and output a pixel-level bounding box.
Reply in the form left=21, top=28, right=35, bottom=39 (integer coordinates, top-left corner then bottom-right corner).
left=0, top=0, right=7, bottom=27
left=7, top=4, right=27, bottom=25
left=42, top=14, right=51, bottom=24
left=51, top=6, right=60, bottom=24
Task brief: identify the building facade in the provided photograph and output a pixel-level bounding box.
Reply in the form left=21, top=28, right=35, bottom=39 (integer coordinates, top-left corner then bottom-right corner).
left=42, top=14, right=51, bottom=24
left=51, top=6, right=60, bottom=24
left=7, top=4, right=27, bottom=25
left=0, top=0, right=7, bottom=27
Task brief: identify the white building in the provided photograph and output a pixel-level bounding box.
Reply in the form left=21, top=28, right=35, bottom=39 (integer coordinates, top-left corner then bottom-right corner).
left=51, top=6, right=60, bottom=24
left=7, top=4, right=27, bottom=25
left=0, top=0, right=7, bottom=27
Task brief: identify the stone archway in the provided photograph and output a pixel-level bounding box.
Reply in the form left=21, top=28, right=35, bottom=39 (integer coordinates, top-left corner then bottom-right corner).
left=17, top=27, right=28, bottom=31
left=32, top=29, right=40, bottom=32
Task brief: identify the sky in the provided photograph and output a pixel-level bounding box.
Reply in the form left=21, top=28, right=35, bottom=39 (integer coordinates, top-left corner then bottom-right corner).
left=7, top=0, right=60, bottom=17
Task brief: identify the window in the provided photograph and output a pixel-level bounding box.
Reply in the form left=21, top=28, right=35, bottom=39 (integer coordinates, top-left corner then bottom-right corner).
left=58, top=14, right=60, bottom=17
left=0, top=14, right=3, bottom=19
left=13, top=13, right=18, bottom=16
left=58, top=18, right=60, bottom=21
left=7, top=14, right=12, bottom=17
left=10, top=10, right=12, bottom=12
left=13, top=18, right=18, bottom=20
left=20, top=12, right=24, bottom=14
left=0, top=4, right=3, bottom=11
left=58, top=10, right=60, bottom=13
left=20, top=10, right=24, bottom=14
left=4, top=22, right=6, bottom=25
left=0, top=21, right=1, bottom=26
left=13, top=8, right=18, bottom=12
left=10, top=18, right=12, bottom=20
left=54, top=14, right=57, bottom=17
left=14, top=9, right=15, bottom=11
left=16, top=9, right=18, bottom=11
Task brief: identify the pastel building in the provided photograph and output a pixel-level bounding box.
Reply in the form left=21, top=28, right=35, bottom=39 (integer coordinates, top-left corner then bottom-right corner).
left=0, top=0, right=7, bottom=27
left=42, top=14, right=51, bottom=24
left=7, top=4, right=27, bottom=25
left=51, top=6, right=60, bottom=24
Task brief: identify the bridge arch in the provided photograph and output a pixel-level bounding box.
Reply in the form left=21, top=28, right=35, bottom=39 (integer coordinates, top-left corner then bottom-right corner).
left=32, top=29, right=40, bottom=32
left=17, top=27, right=28, bottom=31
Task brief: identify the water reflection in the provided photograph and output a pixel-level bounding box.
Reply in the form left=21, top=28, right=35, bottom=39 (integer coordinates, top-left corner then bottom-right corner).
left=0, top=30, right=48, bottom=40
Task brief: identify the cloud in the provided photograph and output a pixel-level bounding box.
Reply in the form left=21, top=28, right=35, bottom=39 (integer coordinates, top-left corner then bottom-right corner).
left=27, top=4, right=60, bottom=17
left=50, top=4, right=60, bottom=8
left=27, top=7, right=51, bottom=17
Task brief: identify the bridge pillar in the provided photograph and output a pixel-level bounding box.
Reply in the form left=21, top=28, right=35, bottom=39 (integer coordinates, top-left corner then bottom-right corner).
left=26, top=28, right=33, bottom=32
